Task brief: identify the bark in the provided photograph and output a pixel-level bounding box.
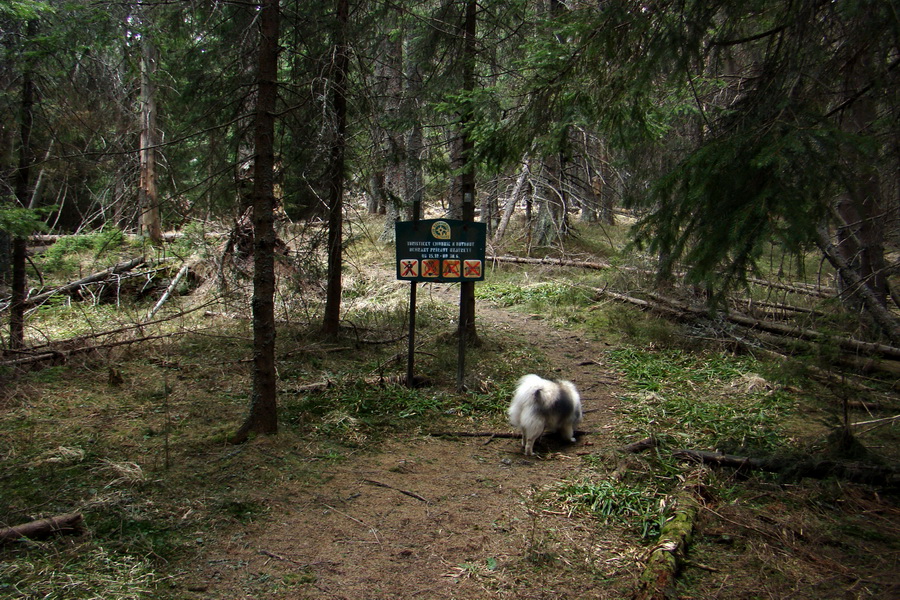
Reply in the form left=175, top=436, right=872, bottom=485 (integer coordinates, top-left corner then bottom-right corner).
left=9, top=24, right=35, bottom=350
left=455, top=0, right=478, bottom=344
left=322, top=0, right=350, bottom=337
left=632, top=475, right=701, bottom=600
left=0, top=513, right=85, bottom=544
left=231, top=0, right=280, bottom=444
left=138, top=30, right=161, bottom=244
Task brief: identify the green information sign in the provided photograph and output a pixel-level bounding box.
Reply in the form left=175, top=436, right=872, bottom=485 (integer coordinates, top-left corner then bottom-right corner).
left=395, top=219, right=487, bottom=283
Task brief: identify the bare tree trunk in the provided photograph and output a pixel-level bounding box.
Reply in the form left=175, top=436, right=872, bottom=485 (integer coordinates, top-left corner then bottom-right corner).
left=367, top=171, right=385, bottom=214
left=533, top=154, right=569, bottom=248
left=455, top=0, right=477, bottom=343
left=9, top=22, right=36, bottom=350
left=138, top=28, right=161, bottom=243
left=322, top=0, right=350, bottom=337
left=231, top=0, right=280, bottom=443
left=376, top=22, right=404, bottom=243
left=404, top=37, right=424, bottom=220
left=493, top=158, right=530, bottom=244
left=816, top=226, right=900, bottom=346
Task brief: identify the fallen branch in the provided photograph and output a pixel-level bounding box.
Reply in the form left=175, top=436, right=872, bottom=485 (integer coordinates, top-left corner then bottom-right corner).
left=618, top=436, right=659, bottom=454
left=489, top=254, right=834, bottom=298
left=0, top=513, right=85, bottom=543
left=145, top=262, right=190, bottom=320
left=281, top=374, right=431, bottom=395
left=597, top=287, right=900, bottom=362
left=17, top=256, right=146, bottom=309
left=361, top=479, right=428, bottom=503
left=489, top=254, right=612, bottom=271
left=851, top=414, right=900, bottom=427
left=632, top=474, right=702, bottom=600
left=672, top=448, right=900, bottom=487
left=0, top=331, right=186, bottom=368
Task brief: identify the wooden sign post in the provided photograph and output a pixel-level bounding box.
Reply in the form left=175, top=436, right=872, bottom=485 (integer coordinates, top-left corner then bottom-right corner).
left=395, top=219, right=487, bottom=388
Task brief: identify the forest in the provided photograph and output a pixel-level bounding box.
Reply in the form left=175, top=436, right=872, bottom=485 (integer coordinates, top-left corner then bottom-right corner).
left=1, top=0, right=899, bottom=598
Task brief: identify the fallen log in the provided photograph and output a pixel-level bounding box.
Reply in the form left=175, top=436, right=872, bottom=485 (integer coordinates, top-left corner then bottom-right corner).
left=632, top=474, right=701, bottom=600
left=489, top=254, right=613, bottom=271
left=488, top=254, right=835, bottom=298
left=18, top=256, right=146, bottom=308
left=672, top=449, right=900, bottom=487
left=596, top=287, right=900, bottom=362
left=0, top=331, right=184, bottom=368
left=430, top=431, right=521, bottom=439
left=0, top=513, right=85, bottom=543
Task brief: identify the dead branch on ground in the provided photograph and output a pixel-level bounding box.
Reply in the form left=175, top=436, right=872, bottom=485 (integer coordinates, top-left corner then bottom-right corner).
left=618, top=436, right=659, bottom=453
left=11, top=256, right=147, bottom=309
left=596, top=288, right=900, bottom=363
left=361, top=479, right=428, bottom=503
left=672, top=448, right=899, bottom=487
left=0, top=513, right=85, bottom=543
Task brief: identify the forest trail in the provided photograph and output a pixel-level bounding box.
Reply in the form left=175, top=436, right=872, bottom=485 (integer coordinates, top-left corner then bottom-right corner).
left=189, top=293, right=636, bottom=599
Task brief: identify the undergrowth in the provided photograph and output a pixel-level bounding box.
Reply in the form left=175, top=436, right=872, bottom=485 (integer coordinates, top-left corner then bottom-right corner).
left=607, top=347, right=795, bottom=453
left=3, top=217, right=897, bottom=600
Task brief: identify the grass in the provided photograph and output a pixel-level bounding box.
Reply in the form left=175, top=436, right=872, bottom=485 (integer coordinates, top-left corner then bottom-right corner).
left=1, top=230, right=537, bottom=598
left=606, top=347, right=795, bottom=452
left=552, top=478, right=668, bottom=541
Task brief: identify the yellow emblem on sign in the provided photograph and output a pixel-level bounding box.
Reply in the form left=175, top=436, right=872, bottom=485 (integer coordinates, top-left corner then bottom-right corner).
left=431, top=220, right=451, bottom=240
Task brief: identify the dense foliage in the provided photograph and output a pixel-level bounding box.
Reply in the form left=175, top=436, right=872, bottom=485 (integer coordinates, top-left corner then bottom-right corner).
left=2, top=0, right=898, bottom=335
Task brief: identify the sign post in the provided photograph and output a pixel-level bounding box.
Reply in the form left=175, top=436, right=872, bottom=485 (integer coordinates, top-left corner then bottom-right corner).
left=395, top=219, right=487, bottom=388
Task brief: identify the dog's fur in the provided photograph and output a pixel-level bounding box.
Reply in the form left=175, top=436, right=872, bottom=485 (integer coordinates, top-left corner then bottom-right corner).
left=508, top=374, right=582, bottom=456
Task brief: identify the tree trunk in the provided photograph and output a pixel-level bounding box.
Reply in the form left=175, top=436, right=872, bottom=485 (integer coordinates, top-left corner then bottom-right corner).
left=832, top=50, right=890, bottom=311
left=376, top=22, right=404, bottom=243
left=455, top=0, right=478, bottom=343
left=231, top=0, right=280, bottom=443
left=493, top=158, right=530, bottom=243
left=322, top=0, right=350, bottom=337
left=404, top=37, right=424, bottom=220
left=138, top=29, right=162, bottom=244
left=9, top=24, right=35, bottom=350
left=816, top=226, right=900, bottom=346
left=367, top=171, right=386, bottom=214
left=533, top=154, right=569, bottom=248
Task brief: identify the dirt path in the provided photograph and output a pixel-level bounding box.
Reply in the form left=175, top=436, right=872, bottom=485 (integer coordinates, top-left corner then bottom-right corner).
left=190, top=299, right=634, bottom=599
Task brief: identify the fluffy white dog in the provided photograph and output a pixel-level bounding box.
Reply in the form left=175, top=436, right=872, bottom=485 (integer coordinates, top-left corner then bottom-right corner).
left=508, top=374, right=582, bottom=456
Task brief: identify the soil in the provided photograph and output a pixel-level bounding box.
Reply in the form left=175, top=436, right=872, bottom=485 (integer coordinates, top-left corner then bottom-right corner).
left=187, top=297, right=638, bottom=599
left=180, top=290, right=900, bottom=600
